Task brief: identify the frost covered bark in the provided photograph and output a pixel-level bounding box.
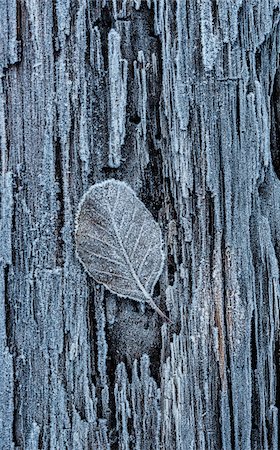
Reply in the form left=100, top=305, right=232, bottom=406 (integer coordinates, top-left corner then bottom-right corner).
left=1, top=1, right=280, bottom=449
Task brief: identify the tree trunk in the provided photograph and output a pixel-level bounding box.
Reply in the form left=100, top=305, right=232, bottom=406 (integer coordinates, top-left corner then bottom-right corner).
left=1, top=1, right=280, bottom=449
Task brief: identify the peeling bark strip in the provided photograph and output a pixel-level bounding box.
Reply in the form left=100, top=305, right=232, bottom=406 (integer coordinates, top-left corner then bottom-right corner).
left=1, top=1, right=280, bottom=449
left=108, top=31, right=128, bottom=168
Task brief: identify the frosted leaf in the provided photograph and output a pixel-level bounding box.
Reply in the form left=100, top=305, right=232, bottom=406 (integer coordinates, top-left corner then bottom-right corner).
left=75, top=179, right=171, bottom=322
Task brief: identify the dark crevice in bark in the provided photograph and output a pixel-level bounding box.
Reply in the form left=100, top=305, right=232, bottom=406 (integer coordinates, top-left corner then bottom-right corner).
left=163, top=175, right=183, bottom=289
left=214, top=391, right=223, bottom=449
left=105, top=324, right=119, bottom=447
left=69, top=2, right=79, bottom=38
left=236, top=82, right=241, bottom=140
left=222, top=43, right=229, bottom=78
left=12, top=372, right=20, bottom=448
left=93, top=6, right=113, bottom=71
left=54, top=136, right=65, bottom=267
left=251, top=394, right=260, bottom=450
left=38, top=429, right=44, bottom=449
left=206, top=189, right=215, bottom=272
left=154, top=109, right=162, bottom=141
left=16, top=0, right=23, bottom=62
left=52, top=0, right=60, bottom=58
left=142, top=148, right=175, bottom=328
left=251, top=312, right=258, bottom=371
left=109, top=437, right=119, bottom=450
left=88, top=90, right=109, bottom=179
left=153, top=279, right=161, bottom=299
left=219, top=158, right=235, bottom=449
left=1, top=75, right=10, bottom=175
left=270, top=67, right=280, bottom=179
left=248, top=213, right=263, bottom=446
left=275, top=334, right=280, bottom=437
left=167, top=254, right=176, bottom=286
left=11, top=202, right=17, bottom=270
left=88, top=284, right=101, bottom=415
left=149, top=347, right=162, bottom=385
left=4, top=265, right=13, bottom=352
left=16, top=0, right=22, bottom=42
left=58, top=331, right=71, bottom=392
left=142, top=150, right=164, bottom=217
left=211, top=0, right=219, bottom=29
left=85, top=13, right=91, bottom=67
left=222, top=251, right=235, bottom=450
left=273, top=6, right=280, bottom=22
left=163, top=175, right=178, bottom=223
left=255, top=48, right=262, bottom=81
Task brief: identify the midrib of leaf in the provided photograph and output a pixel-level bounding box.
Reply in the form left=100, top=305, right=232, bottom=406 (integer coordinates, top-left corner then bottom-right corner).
left=105, top=192, right=172, bottom=323
left=105, top=200, right=151, bottom=302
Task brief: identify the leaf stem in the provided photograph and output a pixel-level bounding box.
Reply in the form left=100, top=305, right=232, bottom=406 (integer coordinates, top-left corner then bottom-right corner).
left=146, top=296, right=173, bottom=324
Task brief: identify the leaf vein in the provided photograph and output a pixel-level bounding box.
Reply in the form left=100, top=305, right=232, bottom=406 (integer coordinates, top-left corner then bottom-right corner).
left=123, top=202, right=137, bottom=244
left=82, top=248, right=126, bottom=267
left=84, top=233, right=119, bottom=252
left=112, top=182, right=120, bottom=214
left=137, top=243, right=152, bottom=276
left=129, top=218, right=146, bottom=260
left=92, top=268, right=132, bottom=281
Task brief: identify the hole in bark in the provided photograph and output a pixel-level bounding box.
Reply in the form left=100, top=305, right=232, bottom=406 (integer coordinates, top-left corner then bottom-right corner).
left=129, top=114, right=141, bottom=124
left=270, top=68, right=280, bottom=179
left=155, top=131, right=161, bottom=140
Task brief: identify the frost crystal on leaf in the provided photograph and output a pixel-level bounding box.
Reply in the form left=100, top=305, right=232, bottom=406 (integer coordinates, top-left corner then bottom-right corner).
left=75, top=179, right=171, bottom=322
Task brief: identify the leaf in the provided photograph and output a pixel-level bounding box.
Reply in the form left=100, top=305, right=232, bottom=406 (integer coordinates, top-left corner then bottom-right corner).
left=75, top=179, right=171, bottom=322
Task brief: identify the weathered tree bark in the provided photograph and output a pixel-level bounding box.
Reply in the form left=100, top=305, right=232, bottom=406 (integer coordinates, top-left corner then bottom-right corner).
left=1, top=1, right=280, bottom=449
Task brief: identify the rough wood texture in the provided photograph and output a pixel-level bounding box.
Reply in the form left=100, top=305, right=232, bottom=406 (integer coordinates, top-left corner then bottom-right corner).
left=1, top=1, right=280, bottom=449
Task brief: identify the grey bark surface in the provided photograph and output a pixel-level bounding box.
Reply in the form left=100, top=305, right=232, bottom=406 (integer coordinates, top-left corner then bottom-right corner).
left=1, top=1, right=280, bottom=449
